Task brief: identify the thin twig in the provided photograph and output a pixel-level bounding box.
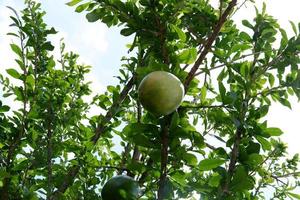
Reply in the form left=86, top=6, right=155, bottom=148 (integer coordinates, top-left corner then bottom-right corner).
left=194, top=50, right=269, bottom=76
left=157, top=117, right=170, bottom=200
left=182, top=104, right=228, bottom=109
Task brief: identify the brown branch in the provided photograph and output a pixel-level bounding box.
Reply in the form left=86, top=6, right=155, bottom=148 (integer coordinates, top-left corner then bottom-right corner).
left=50, top=165, right=80, bottom=199
left=92, top=76, right=135, bottom=143
left=184, top=0, right=237, bottom=90
left=253, top=160, right=274, bottom=197
left=46, top=104, right=54, bottom=199
left=128, top=95, right=142, bottom=177
left=182, top=104, right=228, bottom=109
left=157, top=117, right=170, bottom=200
left=118, top=143, right=131, bottom=175
left=205, top=142, right=217, bottom=150
left=150, top=6, right=173, bottom=199
left=50, top=76, right=136, bottom=199
left=194, top=50, right=268, bottom=76
left=271, top=175, right=288, bottom=186
left=249, top=147, right=278, bottom=176
left=274, top=171, right=300, bottom=178
left=222, top=127, right=244, bottom=195
left=138, top=158, right=154, bottom=184
left=98, top=165, right=132, bottom=173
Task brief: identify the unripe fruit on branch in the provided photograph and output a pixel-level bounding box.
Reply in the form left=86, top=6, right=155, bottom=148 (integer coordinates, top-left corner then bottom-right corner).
left=138, top=71, right=184, bottom=116
left=101, top=175, right=140, bottom=200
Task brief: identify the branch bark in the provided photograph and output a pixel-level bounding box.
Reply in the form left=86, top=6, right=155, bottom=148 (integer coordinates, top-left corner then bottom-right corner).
left=222, top=127, right=244, bottom=195
left=92, top=76, right=135, bottom=143
left=157, top=117, right=170, bottom=200
left=46, top=104, right=54, bottom=200
left=184, top=0, right=237, bottom=90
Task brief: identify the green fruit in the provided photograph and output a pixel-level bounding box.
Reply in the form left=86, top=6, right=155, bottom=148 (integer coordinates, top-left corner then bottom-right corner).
left=138, top=71, right=184, bottom=116
left=101, top=175, right=140, bottom=200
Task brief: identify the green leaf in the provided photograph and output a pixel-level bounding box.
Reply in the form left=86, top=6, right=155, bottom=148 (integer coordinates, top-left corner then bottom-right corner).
left=75, top=3, right=89, bottom=13
left=268, top=73, right=275, bottom=87
left=288, top=192, right=300, bottom=199
left=41, top=42, right=54, bottom=51
left=170, top=112, right=179, bottom=131
left=255, top=136, right=271, bottom=151
left=289, top=21, right=298, bottom=35
left=26, top=75, right=35, bottom=88
left=258, top=105, right=269, bottom=118
left=240, top=62, right=250, bottom=78
left=131, top=134, right=159, bottom=149
left=120, top=28, right=135, bottom=36
left=230, top=166, right=254, bottom=191
left=183, top=153, right=198, bottom=166
left=0, top=169, right=10, bottom=180
left=265, top=127, right=283, bottom=136
left=123, top=123, right=160, bottom=148
left=170, top=24, right=186, bottom=42
left=66, top=0, right=83, bottom=6
left=0, top=105, right=10, bottom=113
left=127, top=161, right=146, bottom=174
left=170, top=171, right=187, bottom=187
left=242, top=20, right=254, bottom=29
left=177, top=48, right=197, bottom=64
left=279, top=28, right=288, bottom=48
left=246, top=141, right=260, bottom=154
left=231, top=44, right=252, bottom=53
left=278, top=98, right=291, bottom=109
left=199, top=158, right=226, bottom=171
left=245, top=153, right=263, bottom=166
left=200, top=86, right=207, bottom=102
left=86, top=10, right=100, bottom=22
left=208, top=173, right=222, bottom=187
left=10, top=44, right=22, bottom=57
left=240, top=32, right=251, bottom=42
left=218, top=81, right=226, bottom=102
left=6, top=68, right=20, bottom=79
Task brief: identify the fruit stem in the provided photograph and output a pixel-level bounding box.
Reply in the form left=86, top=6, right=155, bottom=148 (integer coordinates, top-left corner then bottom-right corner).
left=157, top=115, right=170, bottom=200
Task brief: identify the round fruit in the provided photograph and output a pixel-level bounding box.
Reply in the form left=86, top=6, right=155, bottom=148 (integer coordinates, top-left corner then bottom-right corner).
left=138, top=71, right=184, bottom=116
left=101, top=175, right=140, bottom=200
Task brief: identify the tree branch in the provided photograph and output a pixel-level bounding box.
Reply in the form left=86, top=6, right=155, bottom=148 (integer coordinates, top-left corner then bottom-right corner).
left=184, top=0, right=237, bottom=90
left=182, top=104, right=228, bottom=109
left=118, top=143, right=131, bottom=175
left=50, top=76, right=136, bottom=199
left=222, top=127, right=245, bottom=195
left=50, top=165, right=80, bottom=199
left=46, top=103, right=54, bottom=199
left=92, top=76, right=136, bottom=143
left=157, top=117, right=170, bottom=200
left=194, top=50, right=269, bottom=76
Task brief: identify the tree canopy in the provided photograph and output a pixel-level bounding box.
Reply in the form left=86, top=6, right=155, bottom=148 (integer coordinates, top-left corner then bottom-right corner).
left=0, top=0, right=300, bottom=199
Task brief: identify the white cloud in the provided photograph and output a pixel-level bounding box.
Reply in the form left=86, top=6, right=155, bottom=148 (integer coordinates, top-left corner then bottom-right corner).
left=74, top=23, right=109, bottom=54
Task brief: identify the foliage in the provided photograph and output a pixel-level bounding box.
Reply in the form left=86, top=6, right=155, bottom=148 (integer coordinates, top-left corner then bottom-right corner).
left=0, top=0, right=300, bottom=199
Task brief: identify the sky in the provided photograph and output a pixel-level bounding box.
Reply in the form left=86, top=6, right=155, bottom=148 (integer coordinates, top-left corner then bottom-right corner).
left=0, top=0, right=299, bottom=198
